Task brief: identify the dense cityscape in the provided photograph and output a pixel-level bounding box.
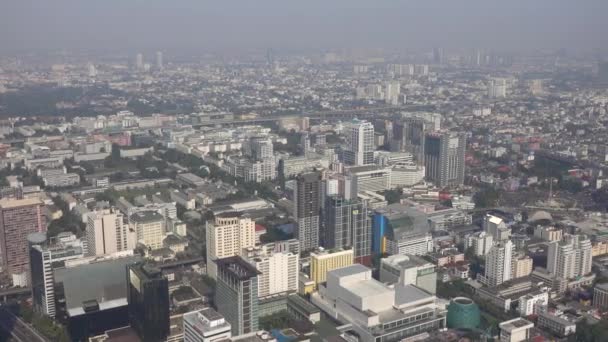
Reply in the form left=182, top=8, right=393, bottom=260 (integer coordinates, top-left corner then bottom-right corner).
left=2, top=2, right=608, bottom=342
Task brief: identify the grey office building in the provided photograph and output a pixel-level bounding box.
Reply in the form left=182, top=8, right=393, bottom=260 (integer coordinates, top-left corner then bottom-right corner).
left=424, top=131, right=466, bottom=188
left=294, top=172, right=322, bottom=251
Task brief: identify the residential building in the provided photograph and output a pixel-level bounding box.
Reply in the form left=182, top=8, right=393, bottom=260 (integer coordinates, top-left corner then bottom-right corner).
left=214, top=256, right=260, bottom=336
left=483, top=214, right=510, bottom=241
left=127, top=263, right=170, bottom=342
left=512, top=256, right=533, bottom=279
left=310, top=248, right=354, bottom=288
left=87, top=208, right=134, bottom=256
left=311, top=264, right=446, bottom=342
left=424, top=131, right=466, bottom=188
left=534, top=226, right=563, bottom=242
left=547, top=234, right=592, bottom=279
left=183, top=308, right=232, bottom=342
left=206, top=213, right=256, bottom=279
left=343, top=119, right=374, bottom=166
left=480, top=240, right=514, bottom=287
left=379, top=254, right=437, bottom=294
left=0, top=197, right=45, bottom=283
left=294, top=172, right=322, bottom=251
left=323, top=196, right=372, bottom=265
left=464, top=231, right=494, bottom=256
left=594, top=283, right=608, bottom=310
left=130, top=211, right=165, bottom=250
left=518, top=290, right=548, bottom=316
left=242, top=243, right=299, bottom=298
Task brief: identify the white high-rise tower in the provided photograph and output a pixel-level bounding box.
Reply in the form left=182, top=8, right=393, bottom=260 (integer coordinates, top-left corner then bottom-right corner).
left=343, top=119, right=375, bottom=166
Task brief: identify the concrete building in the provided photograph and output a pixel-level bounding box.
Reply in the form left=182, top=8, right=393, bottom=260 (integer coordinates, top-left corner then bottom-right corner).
left=464, top=231, right=494, bottom=256
left=323, top=196, right=372, bottom=265
left=127, top=263, right=170, bottom=342
left=424, top=131, right=466, bottom=188
left=294, top=172, right=322, bottom=251
left=480, top=240, right=514, bottom=287
left=512, top=256, right=533, bottom=279
left=379, top=254, right=437, bottom=294
left=242, top=243, right=299, bottom=298
left=537, top=311, right=576, bottom=337
left=499, top=318, right=534, bottom=342
left=427, top=208, right=472, bottom=231
left=390, top=163, right=425, bottom=187
left=0, top=197, right=45, bottom=283
left=310, top=248, right=354, bottom=288
left=593, top=283, right=608, bottom=310
left=547, top=234, right=592, bottom=280
left=43, top=173, right=80, bottom=187
left=311, top=264, right=446, bottom=342
left=183, top=308, right=232, bottom=342
left=130, top=211, right=166, bottom=250
left=488, top=78, right=507, bottom=98
left=215, top=256, right=260, bottom=336
left=518, top=290, right=548, bottom=316
left=29, top=232, right=85, bottom=318
left=206, top=213, right=256, bottom=279
left=483, top=214, right=510, bottom=241
left=345, top=166, right=392, bottom=199
left=372, top=204, right=432, bottom=256
left=87, top=209, right=134, bottom=256
left=343, top=119, right=375, bottom=166
left=533, top=226, right=563, bottom=242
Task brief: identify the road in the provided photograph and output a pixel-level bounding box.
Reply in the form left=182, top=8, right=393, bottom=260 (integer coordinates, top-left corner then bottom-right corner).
left=0, top=306, right=48, bottom=342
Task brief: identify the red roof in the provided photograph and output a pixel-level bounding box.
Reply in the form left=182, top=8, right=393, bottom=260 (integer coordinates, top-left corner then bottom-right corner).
left=255, top=224, right=267, bottom=232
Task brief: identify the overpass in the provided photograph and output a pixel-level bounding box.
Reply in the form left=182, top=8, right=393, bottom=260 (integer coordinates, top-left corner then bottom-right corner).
left=0, top=287, right=30, bottom=302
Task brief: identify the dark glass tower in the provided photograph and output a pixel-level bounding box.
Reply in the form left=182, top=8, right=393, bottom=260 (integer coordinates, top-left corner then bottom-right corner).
left=126, top=263, right=169, bottom=342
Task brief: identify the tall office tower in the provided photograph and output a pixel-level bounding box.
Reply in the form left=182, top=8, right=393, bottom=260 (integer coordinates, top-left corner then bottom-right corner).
left=300, top=132, right=311, bottom=155
left=127, top=263, right=170, bottom=342
left=294, top=172, right=322, bottom=252
left=0, top=198, right=44, bottom=284
left=384, top=81, right=401, bottom=105
left=130, top=211, right=165, bottom=250
left=206, top=213, right=256, bottom=278
left=249, top=137, right=274, bottom=161
left=483, top=214, right=511, bottom=241
left=86, top=208, right=133, bottom=256
left=343, top=119, right=375, bottom=166
left=433, top=47, right=444, bottom=64
left=29, top=232, right=85, bottom=318
left=183, top=308, right=232, bottom=342
left=481, top=240, right=514, bottom=287
left=547, top=234, right=592, bottom=279
left=424, top=131, right=466, bottom=188
left=323, top=196, right=372, bottom=265
left=598, top=61, right=608, bottom=85
left=392, top=118, right=426, bottom=161
left=242, top=243, right=299, bottom=298
left=135, top=53, right=144, bottom=71
left=215, top=256, right=260, bottom=336
left=475, top=49, right=482, bottom=66
left=155, top=51, right=163, bottom=70
left=487, top=78, right=507, bottom=98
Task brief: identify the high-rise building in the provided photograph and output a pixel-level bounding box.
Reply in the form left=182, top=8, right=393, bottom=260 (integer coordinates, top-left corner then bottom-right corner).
left=29, top=232, right=85, bottom=318
left=323, top=196, right=372, bottom=265
left=343, top=119, right=375, bottom=166
left=206, top=213, right=256, bottom=278
left=183, top=308, right=232, bottom=342
left=512, top=256, right=533, bottom=279
left=294, top=172, right=322, bottom=251
left=392, top=118, right=426, bottom=160
left=488, top=78, right=507, bottom=98
left=214, top=256, right=260, bottom=335
left=300, top=132, right=311, bottom=155
left=310, top=248, right=354, bottom=288
left=464, top=231, right=494, bottom=256
left=155, top=51, right=163, bottom=70
left=249, top=138, right=274, bottom=161
left=0, top=197, right=44, bottom=282
left=483, top=214, right=511, bottom=241
left=127, top=263, right=170, bottom=342
left=433, top=47, right=444, bottom=65
left=242, top=243, right=299, bottom=298
left=547, top=234, right=592, bottom=280
left=384, top=81, right=401, bottom=105
left=135, top=53, right=144, bottom=71
left=481, top=240, right=514, bottom=287
left=593, top=283, right=608, bottom=310
left=87, top=208, right=134, bottom=256
left=130, top=211, right=165, bottom=250
left=424, top=131, right=466, bottom=188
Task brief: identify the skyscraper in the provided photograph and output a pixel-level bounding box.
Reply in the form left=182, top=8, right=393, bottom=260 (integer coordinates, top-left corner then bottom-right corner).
left=0, top=197, right=44, bottom=284
left=343, top=119, right=375, bottom=166
left=424, top=131, right=466, bottom=188
left=242, top=243, right=299, bottom=298
left=547, top=234, right=592, bottom=280
left=488, top=78, right=507, bottom=98
left=214, top=256, right=260, bottom=335
left=206, top=213, right=256, bottom=278
left=481, top=240, right=513, bottom=287
left=135, top=53, right=144, bottom=71
left=87, top=208, right=134, bottom=256
left=323, top=196, right=372, bottom=265
left=294, top=172, right=322, bottom=251
left=127, top=263, right=170, bottom=342
left=384, top=81, right=401, bottom=105
left=392, top=118, right=426, bottom=161
left=130, top=211, right=165, bottom=250
left=155, top=51, right=163, bottom=70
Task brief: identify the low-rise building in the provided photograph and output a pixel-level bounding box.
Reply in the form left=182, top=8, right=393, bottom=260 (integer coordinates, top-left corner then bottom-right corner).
left=537, top=311, right=576, bottom=337
left=499, top=318, right=534, bottom=342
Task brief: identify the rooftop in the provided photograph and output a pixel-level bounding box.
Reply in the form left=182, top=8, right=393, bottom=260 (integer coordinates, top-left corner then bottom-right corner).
left=0, top=197, right=42, bottom=209
left=130, top=210, right=164, bottom=223
left=215, top=256, right=261, bottom=280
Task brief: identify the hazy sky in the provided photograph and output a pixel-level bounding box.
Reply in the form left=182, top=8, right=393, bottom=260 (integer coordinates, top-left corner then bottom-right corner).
left=1, top=0, right=607, bottom=52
